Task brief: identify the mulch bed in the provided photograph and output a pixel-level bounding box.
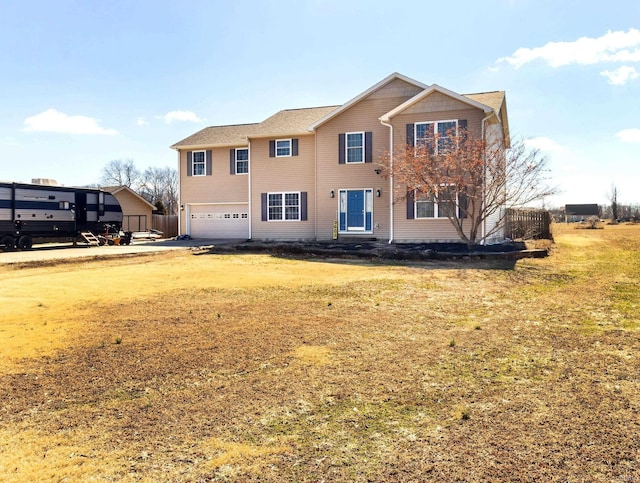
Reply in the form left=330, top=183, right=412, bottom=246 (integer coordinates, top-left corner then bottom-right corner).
left=205, top=240, right=548, bottom=262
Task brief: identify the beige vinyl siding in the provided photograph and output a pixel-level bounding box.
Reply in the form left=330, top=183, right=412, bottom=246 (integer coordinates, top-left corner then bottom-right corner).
left=390, top=104, right=485, bottom=242
left=314, top=78, right=422, bottom=240
left=179, top=146, right=249, bottom=234
left=250, top=135, right=315, bottom=240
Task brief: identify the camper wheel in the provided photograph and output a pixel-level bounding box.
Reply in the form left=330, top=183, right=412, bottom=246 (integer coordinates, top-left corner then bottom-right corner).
left=17, top=235, right=33, bottom=250
left=1, top=235, right=15, bottom=250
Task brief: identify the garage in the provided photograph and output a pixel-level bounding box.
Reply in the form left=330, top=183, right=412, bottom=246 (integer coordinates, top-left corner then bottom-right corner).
left=187, top=203, right=249, bottom=239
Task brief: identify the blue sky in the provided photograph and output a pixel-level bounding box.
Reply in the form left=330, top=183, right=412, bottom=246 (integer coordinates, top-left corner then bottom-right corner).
left=1, top=0, right=639, bottom=207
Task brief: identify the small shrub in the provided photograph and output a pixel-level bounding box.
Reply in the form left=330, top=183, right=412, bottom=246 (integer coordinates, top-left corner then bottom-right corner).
left=449, top=339, right=456, bottom=347
left=114, top=336, right=123, bottom=345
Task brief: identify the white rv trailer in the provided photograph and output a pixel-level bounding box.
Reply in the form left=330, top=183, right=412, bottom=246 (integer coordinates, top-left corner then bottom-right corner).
left=0, top=182, right=123, bottom=250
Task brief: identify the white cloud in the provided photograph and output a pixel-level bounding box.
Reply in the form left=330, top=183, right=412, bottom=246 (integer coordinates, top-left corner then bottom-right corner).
left=497, top=28, right=640, bottom=69
left=136, top=117, right=148, bottom=126
left=24, top=108, right=117, bottom=135
left=161, top=110, right=205, bottom=123
left=601, top=65, right=640, bottom=85
left=524, top=137, right=567, bottom=154
left=615, top=128, right=640, bottom=143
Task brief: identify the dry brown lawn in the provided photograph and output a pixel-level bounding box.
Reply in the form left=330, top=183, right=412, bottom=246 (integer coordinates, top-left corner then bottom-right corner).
left=1, top=223, right=638, bottom=482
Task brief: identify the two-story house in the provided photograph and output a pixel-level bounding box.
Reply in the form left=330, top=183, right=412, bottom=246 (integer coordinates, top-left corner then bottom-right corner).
left=171, top=72, right=509, bottom=243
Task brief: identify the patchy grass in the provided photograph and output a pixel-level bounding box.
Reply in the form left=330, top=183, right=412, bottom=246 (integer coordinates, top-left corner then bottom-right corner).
left=1, top=223, right=639, bottom=481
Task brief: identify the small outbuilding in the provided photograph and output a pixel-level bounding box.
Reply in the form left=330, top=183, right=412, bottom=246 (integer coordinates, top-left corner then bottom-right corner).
left=565, top=204, right=600, bottom=223
left=103, top=186, right=155, bottom=232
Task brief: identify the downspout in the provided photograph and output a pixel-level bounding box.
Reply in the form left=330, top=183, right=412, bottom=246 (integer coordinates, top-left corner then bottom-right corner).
left=176, top=148, right=182, bottom=236
left=248, top=139, right=252, bottom=240
left=380, top=119, right=394, bottom=243
left=480, top=114, right=492, bottom=245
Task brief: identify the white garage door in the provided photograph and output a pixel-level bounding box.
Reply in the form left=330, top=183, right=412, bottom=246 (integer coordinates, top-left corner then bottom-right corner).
left=188, top=204, right=249, bottom=239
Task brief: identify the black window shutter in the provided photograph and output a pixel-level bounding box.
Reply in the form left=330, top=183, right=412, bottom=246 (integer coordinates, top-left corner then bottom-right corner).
left=406, top=123, right=414, bottom=147
left=206, top=150, right=212, bottom=176
left=459, top=192, right=468, bottom=218
left=187, top=151, right=193, bottom=176
left=230, top=149, right=236, bottom=175
left=338, top=133, right=345, bottom=164
left=300, top=192, right=307, bottom=221
left=261, top=193, right=268, bottom=221
left=292, top=138, right=299, bottom=156
left=364, top=132, right=373, bottom=163
left=269, top=140, right=275, bottom=158
left=406, top=190, right=415, bottom=219
left=459, top=119, right=468, bottom=142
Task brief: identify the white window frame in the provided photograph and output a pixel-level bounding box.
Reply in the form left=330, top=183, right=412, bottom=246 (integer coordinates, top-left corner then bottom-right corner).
left=414, top=185, right=458, bottom=219
left=275, top=139, right=292, bottom=157
left=235, top=148, right=249, bottom=175
left=192, top=150, right=206, bottom=176
left=267, top=191, right=300, bottom=221
left=414, top=120, right=458, bottom=154
left=345, top=131, right=365, bottom=164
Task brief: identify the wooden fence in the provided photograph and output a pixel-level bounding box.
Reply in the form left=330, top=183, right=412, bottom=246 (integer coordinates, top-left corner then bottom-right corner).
left=152, top=214, right=178, bottom=238
left=505, top=208, right=552, bottom=240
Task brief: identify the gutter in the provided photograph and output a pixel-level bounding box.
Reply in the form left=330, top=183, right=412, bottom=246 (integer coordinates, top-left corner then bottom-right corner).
left=248, top=139, right=252, bottom=240
left=379, top=119, right=394, bottom=244
left=480, top=114, right=493, bottom=244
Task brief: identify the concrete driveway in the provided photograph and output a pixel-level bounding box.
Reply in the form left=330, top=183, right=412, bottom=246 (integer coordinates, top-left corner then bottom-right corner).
left=0, top=238, right=240, bottom=265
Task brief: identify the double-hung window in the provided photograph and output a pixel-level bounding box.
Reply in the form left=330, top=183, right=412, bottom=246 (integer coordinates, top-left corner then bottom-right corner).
left=346, top=132, right=364, bottom=163
left=415, top=185, right=457, bottom=219
left=268, top=192, right=300, bottom=221
left=415, top=120, right=458, bottom=154
left=192, top=150, right=206, bottom=176
left=276, top=139, right=291, bottom=157
left=235, top=148, right=249, bottom=174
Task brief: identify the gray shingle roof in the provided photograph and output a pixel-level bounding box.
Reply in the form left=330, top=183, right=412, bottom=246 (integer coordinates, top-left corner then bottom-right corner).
left=170, top=106, right=339, bottom=149
left=463, top=91, right=505, bottom=113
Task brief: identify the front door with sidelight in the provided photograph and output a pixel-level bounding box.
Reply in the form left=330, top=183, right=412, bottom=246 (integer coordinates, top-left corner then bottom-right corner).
left=339, top=189, right=373, bottom=233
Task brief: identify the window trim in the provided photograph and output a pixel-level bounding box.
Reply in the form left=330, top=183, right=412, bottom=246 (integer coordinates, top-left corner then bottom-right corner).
left=192, top=150, right=207, bottom=176
left=275, top=138, right=292, bottom=158
left=414, top=119, right=458, bottom=155
left=235, top=148, right=249, bottom=175
left=414, top=185, right=459, bottom=219
left=345, top=131, right=365, bottom=164
left=267, top=191, right=301, bottom=221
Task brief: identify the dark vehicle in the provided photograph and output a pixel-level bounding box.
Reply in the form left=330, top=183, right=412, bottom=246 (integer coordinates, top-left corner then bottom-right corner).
left=0, top=182, right=124, bottom=250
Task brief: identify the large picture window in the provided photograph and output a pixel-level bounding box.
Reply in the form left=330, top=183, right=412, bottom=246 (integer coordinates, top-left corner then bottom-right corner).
left=415, top=185, right=458, bottom=219
left=268, top=192, right=300, bottom=221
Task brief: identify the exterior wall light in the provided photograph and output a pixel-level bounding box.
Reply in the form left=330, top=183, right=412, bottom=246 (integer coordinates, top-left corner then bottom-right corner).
left=376, top=189, right=381, bottom=197
left=330, top=190, right=335, bottom=198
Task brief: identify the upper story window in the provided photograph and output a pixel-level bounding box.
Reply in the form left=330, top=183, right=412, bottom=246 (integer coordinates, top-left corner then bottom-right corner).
left=276, top=139, right=291, bottom=157
left=415, top=120, right=458, bottom=154
left=346, top=132, right=364, bottom=163
left=236, top=148, right=249, bottom=174
left=338, top=132, right=372, bottom=164
left=193, top=150, right=206, bottom=176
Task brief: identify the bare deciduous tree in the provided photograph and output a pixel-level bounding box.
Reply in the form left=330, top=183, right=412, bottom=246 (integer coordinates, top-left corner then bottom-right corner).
left=100, top=159, right=141, bottom=188
left=379, top=127, right=556, bottom=248
left=99, top=160, right=179, bottom=215
left=140, top=166, right=179, bottom=215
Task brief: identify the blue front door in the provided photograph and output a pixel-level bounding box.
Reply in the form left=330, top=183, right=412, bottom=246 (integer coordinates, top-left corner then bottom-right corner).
left=347, top=190, right=365, bottom=230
